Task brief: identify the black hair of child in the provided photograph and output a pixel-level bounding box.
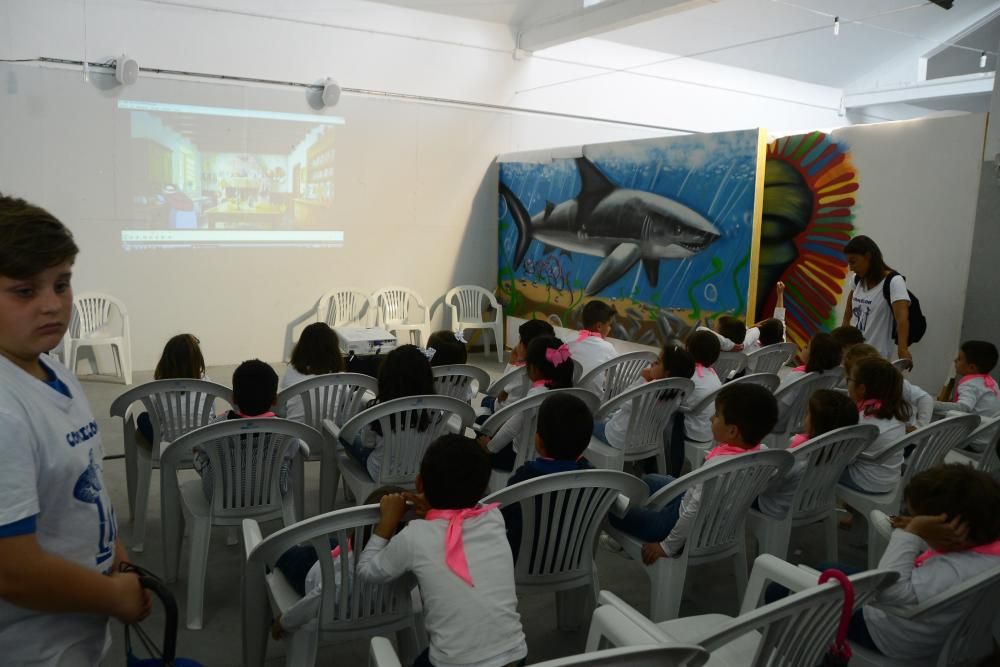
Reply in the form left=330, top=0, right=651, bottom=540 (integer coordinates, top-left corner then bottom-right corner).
left=757, top=318, right=785, bottom=347
left=807, top=389, right=859, bottom=437
left=154, top=333, right=205, bottom=381
left=854, top=357, right=912, bottom=423
left=581, top=300, right=616, bottom=329
left=290, top=322, right=345, bottom=375
left=686, top=329, right=722, bottom=367
left=376, top=344, right=436, bottom=402
left=420, top=434, right=492, bottom=509
left=518, top=319, right=556, bottom=348
left=233, top=359, right=279, bottom=416
left=537, top=393, right=594, bottom=460
left=426, top=330, right=468, bottom=366
left=961, top=340, right=999, bottom=375
left=715, top=316, right=746, bottom=345
left=661, top=344, right=696, bottom=379
left=831, top=325, right=866, bottom=349
left=715, top=383, right=779, bottom=445
left=805, top=332, right=843, bottom=374
left=905, top=464, right=1000, bottom=545
left=525, top=336, right=574, bottom=389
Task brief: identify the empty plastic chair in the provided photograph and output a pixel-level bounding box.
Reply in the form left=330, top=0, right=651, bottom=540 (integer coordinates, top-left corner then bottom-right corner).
left=445, top=285, right=504, bottom=362
left=578, top=351, right=659, bottom=403
left=66, top=292, right=133, bottom=384
left=945, top=416, right=1000, bottom=473
left=316, top=289, right=374, bottom=328
left=372, top=287, right=430, bottom=347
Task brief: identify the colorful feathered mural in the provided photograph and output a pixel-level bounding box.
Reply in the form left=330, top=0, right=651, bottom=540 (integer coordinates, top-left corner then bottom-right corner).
left=755, top=132, right=858, bottom=350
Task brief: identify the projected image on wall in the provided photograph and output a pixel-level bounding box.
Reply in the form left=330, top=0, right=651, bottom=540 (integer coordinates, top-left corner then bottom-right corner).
left=119, top=100, right=344, bottom=249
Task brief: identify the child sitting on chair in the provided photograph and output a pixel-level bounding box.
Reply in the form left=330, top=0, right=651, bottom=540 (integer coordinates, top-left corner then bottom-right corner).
left=280, top=323, right=345, bottom=423
left=680, top=330, right=724, bottom=471
left=137, top=332, right=209, bottom=444
left=503, top=393, right=594, bottom=561
left=358, top=435, right=528, bottom=667
left=426, top=330, right=468, bottom=367
left=775, top=332, right=842, bottom=412
left=608, top=383, right=778, bottom=563
left=703, top=282, right=786, bottom=353
left=567, top=300, right=618, bottom=395
left=193, top=359, right=290, bottom=500
left=860, top=464, right=1000, bottom=660
left=935, top=340, right=1000, bottom=452
left=270, top=485, right=406, bottom=640
left=845, top=343, right=932, bottom=432
left=481, top=319, right=555, bottom=415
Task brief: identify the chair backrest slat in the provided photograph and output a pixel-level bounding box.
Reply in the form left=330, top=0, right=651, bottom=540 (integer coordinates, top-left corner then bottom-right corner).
left=276, top=373, right=377, bottom=432
left=431, top=364, right=491, bottom=403
left=745, top=343, right=797, bottom=375
left=789, top=424, right=879, bottom=518
left=579, top=351, right=658, bottom=403
left=901, top=414, right=980, bottom=487
left=713, top=352, right=747, bottom=383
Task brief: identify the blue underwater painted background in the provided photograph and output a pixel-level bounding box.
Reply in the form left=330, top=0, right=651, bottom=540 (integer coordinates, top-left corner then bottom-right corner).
left=498, top=129, right=761, bottom=322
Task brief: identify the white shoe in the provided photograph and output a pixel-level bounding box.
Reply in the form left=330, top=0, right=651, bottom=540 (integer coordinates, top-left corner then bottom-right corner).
left=600, top=534, right=625, bottom=556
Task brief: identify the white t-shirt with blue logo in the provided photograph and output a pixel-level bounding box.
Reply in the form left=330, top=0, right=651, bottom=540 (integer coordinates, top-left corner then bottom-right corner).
left=0, top=353, right=116, bottom=666
left=850, top=273, right=910, bottom=360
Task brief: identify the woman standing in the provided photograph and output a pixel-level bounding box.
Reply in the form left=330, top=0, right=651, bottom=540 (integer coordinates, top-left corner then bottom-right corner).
left=842, top=235, right=912, bottom=365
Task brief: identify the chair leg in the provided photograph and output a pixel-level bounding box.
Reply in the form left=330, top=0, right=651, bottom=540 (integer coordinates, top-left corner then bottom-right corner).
left=285, top=627, right=319, bottom=667
left=556, top=585, right=594, bottom=631
left=648, top=558, right=687, bottom=622
left=823, top=513, right=840, bottom=563
left=131, top=455, right=154, bottom=552
left=292, top=455, right=305, bottom=520
left=494, top=325, right=504, bottom=363
left=226, top=527, right=239, bottom=547
left=396, top=625, right=422, bottom=665
left=186, top=515, right=212, bottom=630
left=122, top=339, right=133, bottom=385
left=732, top=546, right=749, bottom=602
left=123, top=428, right=138, bottom=522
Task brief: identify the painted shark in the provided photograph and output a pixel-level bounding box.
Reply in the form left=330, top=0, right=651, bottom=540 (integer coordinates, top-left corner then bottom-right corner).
left=500, top=157, right=721, bottom=296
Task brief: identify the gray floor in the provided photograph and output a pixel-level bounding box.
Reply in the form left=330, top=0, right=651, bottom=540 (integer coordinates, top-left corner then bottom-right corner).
left=82, top=354, right=868, bottom=666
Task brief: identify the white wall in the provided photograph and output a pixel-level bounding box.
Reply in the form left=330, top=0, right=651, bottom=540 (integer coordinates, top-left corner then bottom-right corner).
left=827, top=114, right=986, bottom=390
left=1, top=0, right=852, bottom=369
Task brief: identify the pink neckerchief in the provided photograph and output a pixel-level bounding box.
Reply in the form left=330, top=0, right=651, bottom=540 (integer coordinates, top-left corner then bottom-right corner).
left=575, top=329, right=604, bottom=342
left=954, top=374, right=999, bottom=401
left=531, top=379, right=552, bottom=388
left=237, top=410, right=276, bottom=419
left=857, top=399, right=883, bottom=417
left=914, top=538, right=1000, bottom=567
left=424, top=503, right=500, bottom=587
left=695, top=363, right=719, bottom=380
left=789, top=433, right=810, bottom=449
left=330, top=537, right=352, bottom=558
left=793, top=365, right=806, bottom=372
left=704, top=443, right=760, bottom=461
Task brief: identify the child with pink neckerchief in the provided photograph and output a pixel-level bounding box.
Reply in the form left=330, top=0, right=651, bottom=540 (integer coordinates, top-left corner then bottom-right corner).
left=358, top=435, right=527, bottom=667
left=935, top=340, right=1000, bottom=452
left=478, top=336, right=573, bottom=472
left=566, top=300, right=617, bottom=395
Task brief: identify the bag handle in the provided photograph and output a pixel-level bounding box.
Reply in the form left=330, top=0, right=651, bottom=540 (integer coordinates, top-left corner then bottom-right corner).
left=121, top=562, right=178, bottom=665
left=818, top=568, right=854, bottom=662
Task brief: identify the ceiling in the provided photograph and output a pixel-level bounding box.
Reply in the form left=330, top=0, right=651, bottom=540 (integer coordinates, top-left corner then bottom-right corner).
left=371, top=0, right=1000, bottom=89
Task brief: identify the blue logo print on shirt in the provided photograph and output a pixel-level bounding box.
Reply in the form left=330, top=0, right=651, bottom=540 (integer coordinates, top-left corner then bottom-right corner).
left=73, top=449, right=117, bottom=566
left=66, top=420, right=99, bottom=447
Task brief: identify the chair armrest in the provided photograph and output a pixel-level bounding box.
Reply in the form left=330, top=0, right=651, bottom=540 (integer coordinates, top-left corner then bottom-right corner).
left=369, top=637, right=403, bottom=667
left=323, top=418, right=342, bottom=441
left=595, top=591, right=672, bottom=643
left=643, top=473, right=699, bottom=511
left=297, top=440, right=311, bottom=459
left=242, top=519, right=263, bottom=561
left=740, top=554, right=820, bottom=614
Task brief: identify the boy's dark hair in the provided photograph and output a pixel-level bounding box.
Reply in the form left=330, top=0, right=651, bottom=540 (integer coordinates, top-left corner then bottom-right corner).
left=661, top=344, right=695, bottom=379
left=842, top=343, right=880, bottom=376
left=427, top=330, right=468, bottom=366
left=525, top=336, right=574, bottom=389
left=854, top=357, right=912, bottom=422
left=581, top=300, right=616, bottom=329
left=905, top=464, right=1000, bottom=545
left=844, top=235, right=890, bottom=285
left=233, top=359, right=279, bottom=416
left=537, top=393, right=593, bottom=460
left=715, top=316, right=747, bottom=345
left=961, top=340, right=999, bottom=375
left=290, top=322, right=344, bottom=375
left=807, top=389, right=859, bottom=438
left=685, top=329, right=722, bottom=367
left=154, top=333, right=205, bottom=381
left=0, top=194, right=79, bottom=279
left=518, top=319, right=556, bottom=348
left=715, top=383, right=778, bottom=444
left=420, top=434, right=492, bottom=509
left=831, top=325, right=866, bottom=350
left=376, top=344, right=436, bottom=402
left=757, top=318, right=785, bottom=347
left=805, top=333, right=843, bottom=374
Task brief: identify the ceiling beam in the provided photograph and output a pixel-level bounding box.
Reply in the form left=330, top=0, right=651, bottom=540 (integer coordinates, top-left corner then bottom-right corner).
left=844, top=72, right=994, bottom=109
left=515, top=0, right=714, bottom=53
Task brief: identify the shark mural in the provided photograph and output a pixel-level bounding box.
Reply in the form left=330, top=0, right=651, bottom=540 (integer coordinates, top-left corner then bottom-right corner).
left=497, top=130, right=764, bottom=344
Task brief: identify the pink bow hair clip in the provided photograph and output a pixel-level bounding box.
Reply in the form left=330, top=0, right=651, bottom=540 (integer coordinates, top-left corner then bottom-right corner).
left=545, top=344, right=571, bottom=367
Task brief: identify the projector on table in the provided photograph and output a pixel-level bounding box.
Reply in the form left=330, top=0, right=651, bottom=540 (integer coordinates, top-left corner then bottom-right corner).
left=337, top=327, right=398, bottom=357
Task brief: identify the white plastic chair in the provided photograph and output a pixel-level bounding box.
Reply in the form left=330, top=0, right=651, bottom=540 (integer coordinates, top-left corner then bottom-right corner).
left=243, top=506, right=423, bottom=667
left=159, top=418, right=321, bottom=629
left=484, top=364, right=529, bottom=397
left=479, top=388, right=601, bottom=490
left=747, top=424, right=879, bottom=561
left=586, top=378, right=694, bottom=473
left=110, top=379, right=233, bottom=552
left=712, top=352, right=747, bottom=383
left=578, top=351, right=659, bottom=403
left=275, top=373, right=379, bottom=514
left=66, top=292, right=133, bottom=384
left=604, top=450, right=793, bottom=622
left=431, top=364, right=491, bottom=403
left=744, top=342, right=796, bottom=375
left=890, top=358, right=912, bottom=373
left=587, top=554, right=897, bottom=667
left=482, top=469, right=649, bottom=630
left=323, top=395, right=476, bottom=507
left=445, top=285, right=504, bottom=362
left=316, top=288, right=375, bottom=327
left=369, top=637, right=709, bottom=667
left=853, top=513, right=1000, bottom=667
left=372, top=287, right=430, bottom=347
left=837, top=413, right=981, bottom=568
left=767, top=372, right=836, bottom=446
left=944, top=415, right=1000, bottom=473
left=682, top=373, right=781, bottom=471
